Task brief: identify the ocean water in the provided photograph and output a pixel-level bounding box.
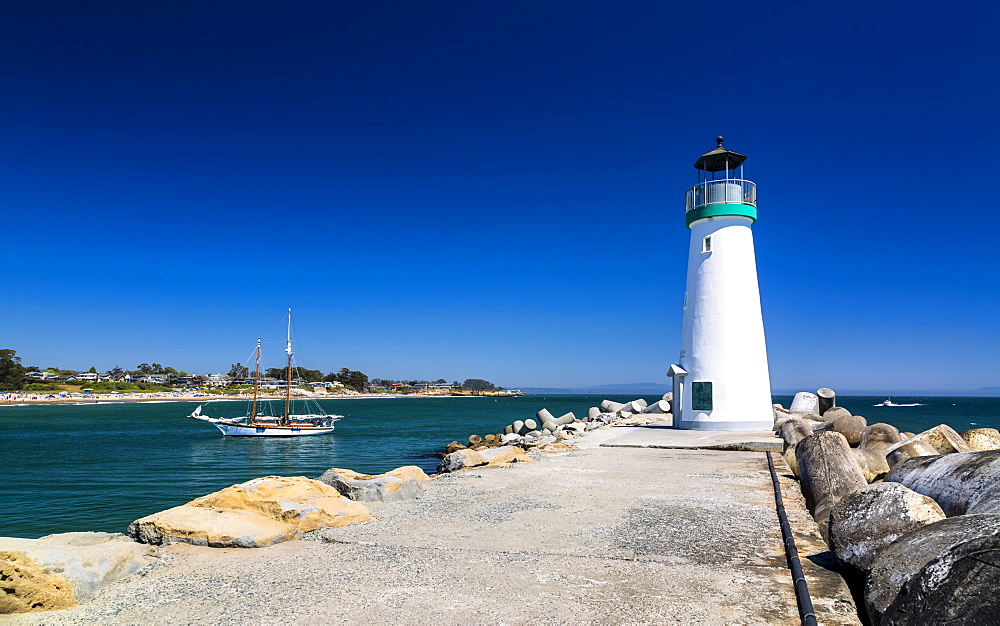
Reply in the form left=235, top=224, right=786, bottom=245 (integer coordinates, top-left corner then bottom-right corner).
left=2, top=394, right=997, bottom=539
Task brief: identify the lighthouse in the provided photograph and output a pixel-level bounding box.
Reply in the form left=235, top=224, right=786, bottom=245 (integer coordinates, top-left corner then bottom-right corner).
left=667, top=137, right=772, bottom=431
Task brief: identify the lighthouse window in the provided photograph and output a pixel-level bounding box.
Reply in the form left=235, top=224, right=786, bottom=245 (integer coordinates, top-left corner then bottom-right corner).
left=702, top=236, right=712, bottom=253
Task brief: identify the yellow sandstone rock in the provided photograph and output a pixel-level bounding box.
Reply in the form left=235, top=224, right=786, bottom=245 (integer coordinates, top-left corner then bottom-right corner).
left=0, top=550, right=77, bottom=614
left=535, top=443, right=574, bottom=454
left=129, top=476, right=372, bottom=548
left=486, top=446, right=535, bottom=466
left=326, top=466, right=429, bottom=485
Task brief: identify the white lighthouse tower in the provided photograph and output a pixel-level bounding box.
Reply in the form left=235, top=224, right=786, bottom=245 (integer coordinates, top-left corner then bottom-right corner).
left=668, top=137, right=772, bottom=431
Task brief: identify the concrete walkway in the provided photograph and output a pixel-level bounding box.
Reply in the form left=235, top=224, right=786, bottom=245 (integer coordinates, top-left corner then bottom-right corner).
left=8, top=426, right=860, bottom=625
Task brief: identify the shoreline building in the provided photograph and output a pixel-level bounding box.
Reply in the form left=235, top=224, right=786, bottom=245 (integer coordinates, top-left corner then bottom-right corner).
left=668, top=138, right=772, bottom=431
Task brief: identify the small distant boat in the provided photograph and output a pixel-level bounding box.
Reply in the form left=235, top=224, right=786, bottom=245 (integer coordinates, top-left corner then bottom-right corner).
left=189, top=309, right=342, bottom=437
left=874, top=398, right=923, bottom=407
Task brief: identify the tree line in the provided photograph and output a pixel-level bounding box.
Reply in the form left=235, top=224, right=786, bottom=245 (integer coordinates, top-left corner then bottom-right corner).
left=1, top=348, right=499, bottom=394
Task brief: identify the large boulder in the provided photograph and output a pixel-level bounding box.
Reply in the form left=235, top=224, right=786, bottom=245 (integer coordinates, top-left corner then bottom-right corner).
left=865, top=514, right=1000, bottom=625
left=436, top=448, right=486, bottom=473
left=885, top=449, right=1000, bottom=516
left=128, top=476, right=371, bottom=548
left=827, top=483, right=945, bottom=576
left=0, top=532, right=158, bottom=613
left=478, top=445, right=534, bottom=467
left=317, top=466, right=428, bottom=502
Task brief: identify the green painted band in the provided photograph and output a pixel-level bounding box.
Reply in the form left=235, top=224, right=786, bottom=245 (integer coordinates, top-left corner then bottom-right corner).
left=685, top=203, right=757, bottom=228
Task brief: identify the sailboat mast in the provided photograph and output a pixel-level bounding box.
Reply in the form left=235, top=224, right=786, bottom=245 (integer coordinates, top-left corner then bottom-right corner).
left=284, top=308, right=292, bottom=424
left=251, top=339, right=261, bottom=423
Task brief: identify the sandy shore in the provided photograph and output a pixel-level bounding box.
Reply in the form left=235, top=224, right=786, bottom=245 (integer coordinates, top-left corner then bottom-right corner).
left=0, top=392, right=473, bottom=407
left=1, top=426, right=858, bottom=624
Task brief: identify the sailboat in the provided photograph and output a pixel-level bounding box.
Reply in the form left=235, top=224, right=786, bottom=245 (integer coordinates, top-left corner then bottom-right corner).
left=189, top=309, right=342, bottom=437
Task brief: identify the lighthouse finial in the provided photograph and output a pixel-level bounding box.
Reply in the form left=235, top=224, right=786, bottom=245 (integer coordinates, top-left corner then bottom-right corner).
left=716, top=135, right=724, bottom=148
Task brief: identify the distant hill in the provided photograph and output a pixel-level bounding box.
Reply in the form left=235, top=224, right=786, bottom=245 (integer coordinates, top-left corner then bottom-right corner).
left=518, top=382, right=670, bottom=396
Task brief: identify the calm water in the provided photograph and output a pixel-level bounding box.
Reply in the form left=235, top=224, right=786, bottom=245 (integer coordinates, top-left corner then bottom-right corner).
left=2, top=394, right=997, bottom=538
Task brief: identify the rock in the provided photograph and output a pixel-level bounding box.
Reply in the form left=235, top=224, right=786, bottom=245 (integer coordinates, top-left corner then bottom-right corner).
left=789, top=391, right=819, bottom=416
left=0, top=532, right=157, bottom=613
left=817, top=387, right=836, bottom=416
left=778, top=418, right=814, bottom=449
left=0, top=550, right=76, bottom=614
left=477, top=445, right=534, bottom=467
left=860, top=423, right=902, bottom=451
left=821, top=406, right=852, bottom=422
left=445, top=441, right=466, bottom=453
left=830, top=414, right=868, bottom=446
left=468, top=434, right=482, bottom=446
left=827, top=483, right=945, bottom=577
left=795, top=432, right=868, bottom=540
left=885, top=449, right=1000, bottom=516
left=555, top=430, right=574, bottom=441
left=128, top=476, right=372, bottom=548
left=436, top=449, right=486, bottom=473
left=586, top=421, right=603, bottom=431
left=522, top=435, right=556, bottom=448
left=535, top=442, right=574, bottom=453
left=501, top=433, right=523, bottom=445
left=865, top=514, right=1000, bottom=625
left=317, top=466, right=428, bottom=502
left=961, top=427, right=1000, bottom=451
left=852, top=448, right=891, bottom=483
left=773, top=416, right=790, bottom=431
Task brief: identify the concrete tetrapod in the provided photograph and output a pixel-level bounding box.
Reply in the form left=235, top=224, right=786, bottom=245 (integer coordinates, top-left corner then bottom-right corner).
left=643, top=399, right=671, bottom=414
left=827, top=482, right=945, bottom=576
left=851, top=449, right=891, bottom=483
left=885, top=449, right=1000, bottom=516
left=789, top=391, right=819, bottom=416
left=778, top=418, right=814, bottom=449
left=816, top=387, right=836, bottom=417
left=795, top=431, right=868, bottom=541
left=865, top=514, right=1000, bottom=625
left=961, top=427, right=1000, bottom=451
left=860, top=423, right=902, bottom=451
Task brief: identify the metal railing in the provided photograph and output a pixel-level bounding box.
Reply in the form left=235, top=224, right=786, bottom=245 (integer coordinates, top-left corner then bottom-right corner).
left=685, top=179, right=756, bottom=212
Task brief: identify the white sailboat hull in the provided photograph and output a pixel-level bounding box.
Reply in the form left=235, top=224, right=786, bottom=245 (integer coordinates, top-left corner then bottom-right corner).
left=212, top=420, right=338, bottom=437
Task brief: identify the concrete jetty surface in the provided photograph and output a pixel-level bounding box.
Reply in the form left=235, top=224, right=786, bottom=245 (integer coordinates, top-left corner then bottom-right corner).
left=6, top=426, right=859, bottom=624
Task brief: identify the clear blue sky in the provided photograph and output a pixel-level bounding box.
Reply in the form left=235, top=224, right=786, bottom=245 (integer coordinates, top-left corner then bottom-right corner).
left=3, top=1, right=997, bottom=393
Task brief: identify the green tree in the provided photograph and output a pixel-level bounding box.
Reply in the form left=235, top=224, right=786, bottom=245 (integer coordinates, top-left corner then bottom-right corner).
left=461, top=378, right=496, bottom=391
left=264, top=367, right=287, bottom=380
left=87, top=366, right=97, bottom=373
left=325, top=367, right=368, bottom=392
left=137, top=363, right=153, bottom=374
left=228, top=363, right=249, bottom=378
left=295, top=368, right=324, bottom=383
left=0, top=349, right=27, bottom=391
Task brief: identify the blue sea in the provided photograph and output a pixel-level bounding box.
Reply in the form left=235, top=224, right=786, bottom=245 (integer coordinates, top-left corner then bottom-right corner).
left=1, top=394, right=997, bottom=539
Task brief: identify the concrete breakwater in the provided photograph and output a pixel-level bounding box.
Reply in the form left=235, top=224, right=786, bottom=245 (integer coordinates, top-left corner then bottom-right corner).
left=1, top=399, right=657, bottom=616
left=1, top=398, right=862, bottom=624
left=774, top=388, right=1000, bottom=624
